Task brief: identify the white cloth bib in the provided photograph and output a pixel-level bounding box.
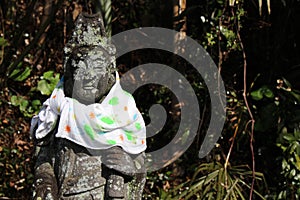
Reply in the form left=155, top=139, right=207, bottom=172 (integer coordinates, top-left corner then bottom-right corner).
left=30, top=73, right=146, bottom=154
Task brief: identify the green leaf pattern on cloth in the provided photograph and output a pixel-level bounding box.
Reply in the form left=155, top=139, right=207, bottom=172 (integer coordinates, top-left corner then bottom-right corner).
left=100, top=116, right=115, bottom=124
left=32, top=72, right=147, bottom=154
left=135, top=122, right=141, bottom=130
left=107, top=140, right=117, bottom=145
left=84, top=124, right=95, bottom=140
left=108, top=96, right=119, bottom=105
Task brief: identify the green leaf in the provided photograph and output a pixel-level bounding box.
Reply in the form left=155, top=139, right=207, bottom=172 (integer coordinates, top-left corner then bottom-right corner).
left=0, top=37, right=8, bottom=47
left=282, top=159, right=288, bottom=170
left=250, top=89, right=263, bottom=100
left=263, top=88, right=274, bottom=98
left=37, top=71, right=60, bottom=95
left=283, top=134, right=296, bottom=142
left=27, top=106, right=33, bottom=113
left=294, top=154, right=300, bottom=170
left=43, top=71, right=54, bottom=80
left=282, top=77, right=292, bottom=88
left=10, top=95, right=19, bottom=106
left=37, top=79, right=53, bottom=95
left=20, top=99, right=29, bottom=111
left=54, top=73, right=60, bottom=83
left=290, top=91, right=300, bottom=102
left=32, top=99, right=41, bottom=107
left=9, top=67, right=31, bottom=81
left=296, top=145, right=300, bottom=155
left=31, top=99, right=41, bottom=111
left=251, top=86, right=274, bottom=100
left=9, top=68, right=21, bottom=78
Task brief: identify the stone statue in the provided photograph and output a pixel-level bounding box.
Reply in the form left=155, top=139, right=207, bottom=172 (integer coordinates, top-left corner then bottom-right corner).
left=31, top=12, right=146, bottom=200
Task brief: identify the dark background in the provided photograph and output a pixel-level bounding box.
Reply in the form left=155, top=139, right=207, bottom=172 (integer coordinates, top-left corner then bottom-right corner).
left=1, top=0, right=300, bottom=199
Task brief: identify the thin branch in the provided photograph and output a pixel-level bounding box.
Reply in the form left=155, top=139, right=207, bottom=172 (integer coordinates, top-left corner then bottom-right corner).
left=38, top=0, right=54, bottom=46
left=234, top=7, right=256, bottom=200
left=224, top=116, right=241, bottom=186
left=217, top=9, right=226, bottom=112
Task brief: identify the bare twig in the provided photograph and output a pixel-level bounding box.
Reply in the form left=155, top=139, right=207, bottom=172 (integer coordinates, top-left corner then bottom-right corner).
left=38, top=0, right=54, bottom=46
left=234, top=7, right=256, bottom=200
left=224, top=117, right=241, bottom=186
left=217, top=11, right=226, bottom=112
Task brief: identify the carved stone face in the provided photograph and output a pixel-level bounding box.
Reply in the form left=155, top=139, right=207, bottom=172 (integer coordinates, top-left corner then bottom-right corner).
left=64, top=46, right=115, bottom=104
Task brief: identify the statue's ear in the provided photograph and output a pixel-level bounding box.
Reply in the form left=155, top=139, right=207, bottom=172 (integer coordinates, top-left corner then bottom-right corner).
left=105, top=72, right=116, bottom=94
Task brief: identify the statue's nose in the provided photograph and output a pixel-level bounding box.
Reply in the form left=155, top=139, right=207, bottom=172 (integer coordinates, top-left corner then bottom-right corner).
left=92, top=79, right=100, bottom=88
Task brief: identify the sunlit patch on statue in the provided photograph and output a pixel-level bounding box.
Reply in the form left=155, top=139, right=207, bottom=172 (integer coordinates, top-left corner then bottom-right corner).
left=30, top=12, right=147, bottom=200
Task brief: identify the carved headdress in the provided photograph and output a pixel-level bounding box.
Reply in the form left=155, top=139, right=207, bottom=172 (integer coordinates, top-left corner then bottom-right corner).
left=63, top=12, right=116, bottom=70
left=63, top=12, right=116, bottom=103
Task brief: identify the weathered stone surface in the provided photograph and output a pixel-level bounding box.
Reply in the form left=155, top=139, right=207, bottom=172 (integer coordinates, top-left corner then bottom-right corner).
left=33, top=137, right=146, bottom=199
left=32, top=12, right=146, bottom=200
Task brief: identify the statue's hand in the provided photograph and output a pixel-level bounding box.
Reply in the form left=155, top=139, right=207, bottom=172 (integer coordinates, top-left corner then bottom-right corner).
left=33, top=186, right=57, bottom=200
left=101, top=146, right=144, bottom=176
left=32, top=163, right=58, bottom=200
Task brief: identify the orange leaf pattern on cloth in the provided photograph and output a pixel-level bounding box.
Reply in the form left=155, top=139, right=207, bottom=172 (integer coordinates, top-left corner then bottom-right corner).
left=30, top=72, right=146, bottom=154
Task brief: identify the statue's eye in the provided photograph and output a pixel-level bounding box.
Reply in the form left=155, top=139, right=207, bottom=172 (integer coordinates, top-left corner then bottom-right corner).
left=74, top=69, right=82, bottom=80
left=87, top=69, right=97, bottom=78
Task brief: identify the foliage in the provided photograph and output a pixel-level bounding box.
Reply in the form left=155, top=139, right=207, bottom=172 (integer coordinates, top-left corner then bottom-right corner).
left=37, top=70, right=60, bottom=95
left=251, top=86, right=274, bottom=101
left=0, top=89, right=34, bottom=198
left=0, top=0, right=65, bottom=198
left=0, top=142, right=34, bottom=197
left=277, top=128, right=300, bottom=199
left=10, top=95, right=41, bottom=118
left=168, top=162, right=266, bottom=200
left=248, top=76, right=300, bottom=199
left=8, top=70, right=59, bottom=118
left=9, top=65, right=32, bottom=82
left=275, top=79, right=300, bottom=199
left=0, top=0, right=300, bottom=199
left=0, top=37, right=8, bottom=47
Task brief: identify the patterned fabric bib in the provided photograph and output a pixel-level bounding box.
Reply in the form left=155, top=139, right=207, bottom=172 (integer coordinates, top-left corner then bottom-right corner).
left=30, top=72, right=146, bottom=154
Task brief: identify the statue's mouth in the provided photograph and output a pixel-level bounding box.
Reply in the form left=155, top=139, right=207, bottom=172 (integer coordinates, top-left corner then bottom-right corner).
left=83, top=86, right=94, bottom=90
left=83, top=78, right=98, bottom=89
left=83, top=86, right=99, bottom=95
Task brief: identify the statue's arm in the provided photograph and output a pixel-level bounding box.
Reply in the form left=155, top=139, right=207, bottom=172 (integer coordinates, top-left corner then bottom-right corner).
left=101, top=147, right=146, bottom=199
left=32, top=127, right=58, bottom=200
